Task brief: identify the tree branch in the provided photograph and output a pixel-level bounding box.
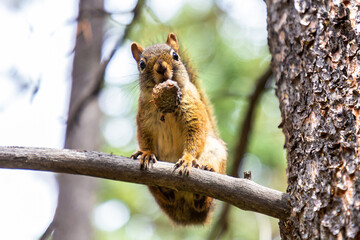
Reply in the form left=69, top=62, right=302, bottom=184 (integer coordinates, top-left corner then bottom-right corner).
left=0, top=146, right=290, bottom=220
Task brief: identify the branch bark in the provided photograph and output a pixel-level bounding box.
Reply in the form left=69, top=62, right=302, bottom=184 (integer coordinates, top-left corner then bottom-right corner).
left=0, top=146, right=290, bottom=220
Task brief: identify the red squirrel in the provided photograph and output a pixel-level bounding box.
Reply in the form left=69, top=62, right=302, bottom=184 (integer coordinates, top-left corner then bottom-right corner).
left=131, top=33, right=227, bottom=225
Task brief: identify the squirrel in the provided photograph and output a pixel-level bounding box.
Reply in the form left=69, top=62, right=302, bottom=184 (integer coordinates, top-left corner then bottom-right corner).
left=130, top=33, right=227, bottom=225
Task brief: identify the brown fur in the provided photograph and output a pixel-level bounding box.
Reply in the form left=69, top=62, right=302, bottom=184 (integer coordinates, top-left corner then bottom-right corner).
left=130, top=33, right=227, bottom=225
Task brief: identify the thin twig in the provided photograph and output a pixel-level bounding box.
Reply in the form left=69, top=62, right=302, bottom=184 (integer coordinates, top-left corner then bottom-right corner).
left=208, top=67, right=273, bottom=240
left=0, top=146, right=290, bottom=220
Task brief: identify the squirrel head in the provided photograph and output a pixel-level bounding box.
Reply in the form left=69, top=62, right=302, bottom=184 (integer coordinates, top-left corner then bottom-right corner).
left=131, top=33, right=189, bottom=89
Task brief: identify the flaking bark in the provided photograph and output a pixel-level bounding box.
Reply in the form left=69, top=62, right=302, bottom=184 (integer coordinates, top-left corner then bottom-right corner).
left=267, top=0, right=360, bottom=239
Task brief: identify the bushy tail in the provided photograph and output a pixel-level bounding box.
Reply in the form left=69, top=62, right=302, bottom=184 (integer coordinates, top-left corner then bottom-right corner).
left=148, top=186, right=213, bottom=225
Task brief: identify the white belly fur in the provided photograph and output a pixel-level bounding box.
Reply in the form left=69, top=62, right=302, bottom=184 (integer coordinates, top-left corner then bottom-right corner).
left=154, top=113, right=185, bottom=163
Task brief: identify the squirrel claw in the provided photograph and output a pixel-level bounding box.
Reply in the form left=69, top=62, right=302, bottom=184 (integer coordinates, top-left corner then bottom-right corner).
left=192, top=160, right=200, bottom=168
left=174, top=157, right=198, bottom=176
left=130, top=150, right=143, bottom=160
left=174, top=159, right=184, bottom=169
left=180, top=163, right=191, bottom=176
left=201, top=165, right=215, bottom=172
left=140, top=153, right=157, bottom=170
left=131, top=151, right=157, bottom=170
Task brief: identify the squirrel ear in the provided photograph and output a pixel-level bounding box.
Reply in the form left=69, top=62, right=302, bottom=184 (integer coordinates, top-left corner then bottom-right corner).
left=166, top=33, right=179, bottom=52
left=131, top=42, right=144, bottom=62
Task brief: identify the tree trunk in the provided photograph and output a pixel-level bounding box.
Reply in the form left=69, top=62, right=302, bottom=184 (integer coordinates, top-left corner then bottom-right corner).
left=51, top=0, right=104, bottom=239
left=267, top=0, right=360, bottom=239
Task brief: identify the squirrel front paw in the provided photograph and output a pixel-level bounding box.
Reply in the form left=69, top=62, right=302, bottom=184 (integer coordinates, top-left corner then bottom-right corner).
left=174, top=154, right=199, bottom=176
left=200, top=164, right=215, bottom=172
left=131, top=150, right=157, bottom=170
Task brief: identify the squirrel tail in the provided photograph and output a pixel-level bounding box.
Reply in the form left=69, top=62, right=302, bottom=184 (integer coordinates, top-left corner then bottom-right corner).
left=148, top=186, right=213, bottom=225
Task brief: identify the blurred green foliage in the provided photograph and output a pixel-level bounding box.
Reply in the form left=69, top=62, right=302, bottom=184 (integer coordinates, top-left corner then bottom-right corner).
left=98, top=1, right=287, bottom=239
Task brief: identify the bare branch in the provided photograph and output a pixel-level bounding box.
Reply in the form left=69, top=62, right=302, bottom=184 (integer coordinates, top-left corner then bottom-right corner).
left=0, top=146, right=290, bottom=220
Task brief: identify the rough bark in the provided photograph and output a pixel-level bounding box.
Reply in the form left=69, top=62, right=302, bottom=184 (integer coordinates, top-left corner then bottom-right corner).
left=0, top=146, right=290, bottom=220
left=51, top=0, right=104, bottom=239
left=267, top=0, right=360, bottom=239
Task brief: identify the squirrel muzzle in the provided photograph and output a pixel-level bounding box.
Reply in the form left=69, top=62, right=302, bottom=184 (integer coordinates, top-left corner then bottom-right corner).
left=154, top=59, right=172, bottom=83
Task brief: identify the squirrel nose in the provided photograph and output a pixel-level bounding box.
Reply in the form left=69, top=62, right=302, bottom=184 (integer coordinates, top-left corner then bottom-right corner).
left=155, top=60, right=168, bottom=75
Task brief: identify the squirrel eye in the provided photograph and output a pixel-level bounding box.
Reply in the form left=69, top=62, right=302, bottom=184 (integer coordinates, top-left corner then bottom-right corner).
left=139, top=60, right=146, bottom=70
left=172, top=51, right=179, bottom=61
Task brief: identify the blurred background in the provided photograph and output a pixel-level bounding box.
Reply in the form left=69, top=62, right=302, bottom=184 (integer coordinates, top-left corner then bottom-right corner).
left=0, top=0, right=287, bottom=239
